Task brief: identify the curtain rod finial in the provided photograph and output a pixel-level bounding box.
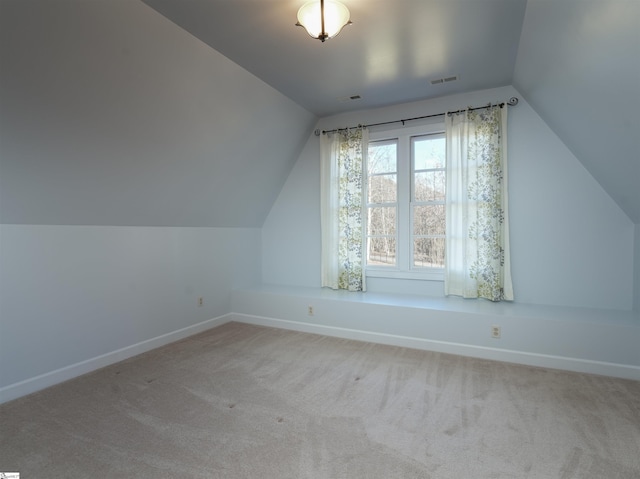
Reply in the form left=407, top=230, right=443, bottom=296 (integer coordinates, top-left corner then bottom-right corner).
left=508, top=97, right=519, bottom=106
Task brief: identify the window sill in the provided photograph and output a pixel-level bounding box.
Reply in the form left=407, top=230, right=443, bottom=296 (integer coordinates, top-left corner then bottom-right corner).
left=366, top=268, right=444, bottom=282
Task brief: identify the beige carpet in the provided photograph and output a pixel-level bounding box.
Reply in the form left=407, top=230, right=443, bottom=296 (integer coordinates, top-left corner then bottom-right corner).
left=1, top=322, right=639, bottom=478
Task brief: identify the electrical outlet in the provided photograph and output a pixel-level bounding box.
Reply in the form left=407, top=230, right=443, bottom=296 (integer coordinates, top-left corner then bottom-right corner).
left=198, top=297, right=204, bottom=307
left=308, top=305, right=314, bottom=316
left=491, top=325, right=501, bottom=339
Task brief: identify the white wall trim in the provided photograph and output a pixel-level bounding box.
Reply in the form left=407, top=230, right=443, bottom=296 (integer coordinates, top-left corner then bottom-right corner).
left=229, top=313, right=640, bottom=381
left=4, top=310, right=638, bottom=405
left=0, top=314, right=233, bottom=404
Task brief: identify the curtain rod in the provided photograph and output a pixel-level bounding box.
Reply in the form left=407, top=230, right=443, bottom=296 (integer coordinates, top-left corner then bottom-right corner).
left=314, top=97, right=519, bottom=136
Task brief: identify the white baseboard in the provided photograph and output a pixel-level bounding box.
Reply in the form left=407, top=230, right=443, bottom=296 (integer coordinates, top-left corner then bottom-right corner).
left=0, top=314, right=233, bottom=404
left=4, top=311, right=638, bottom=404
left=229, top=313, right=640, bottom=381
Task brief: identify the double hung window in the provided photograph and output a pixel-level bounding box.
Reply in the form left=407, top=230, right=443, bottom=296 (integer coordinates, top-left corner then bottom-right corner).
left=365, top=123, right=446, bottom=281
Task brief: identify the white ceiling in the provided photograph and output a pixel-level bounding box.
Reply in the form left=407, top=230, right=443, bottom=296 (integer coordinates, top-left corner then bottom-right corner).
left=142, top=0, right=527, bottom=117
left=143, top=0, right=640, bottom=224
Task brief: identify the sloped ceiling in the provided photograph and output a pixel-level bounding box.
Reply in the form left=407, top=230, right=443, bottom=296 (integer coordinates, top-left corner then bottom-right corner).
left=1, top=0, right=638, bottom=226
left=513, top=0, right=640, bottom=224
left=0, top=0, right=316, bottom=227
left=144, top=0, right=639, bottom=224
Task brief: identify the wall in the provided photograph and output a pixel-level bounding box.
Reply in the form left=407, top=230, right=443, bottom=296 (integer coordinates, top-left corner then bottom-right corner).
left=262, top=86, right=635, bottom=311
left=231, top=287, right=640, bottom=380
left=635, top=225, right=640, bottom=312
left=0, top=225, right=261, bottom=397
left=255, top=85, right=638, bottom=379
left=0, top=0, right=305, bottom=400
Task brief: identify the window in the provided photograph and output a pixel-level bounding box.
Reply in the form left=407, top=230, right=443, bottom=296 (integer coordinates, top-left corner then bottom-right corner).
left=365, top=123, right=445, bottom=281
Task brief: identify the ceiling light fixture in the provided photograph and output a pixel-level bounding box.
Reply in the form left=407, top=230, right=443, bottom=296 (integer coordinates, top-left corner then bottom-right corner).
left=296, top=0, right=352, bottom=42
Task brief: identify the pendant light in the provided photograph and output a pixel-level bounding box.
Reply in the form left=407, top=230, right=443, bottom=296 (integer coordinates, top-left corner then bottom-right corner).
left=296, top=0, right=352, bottom=42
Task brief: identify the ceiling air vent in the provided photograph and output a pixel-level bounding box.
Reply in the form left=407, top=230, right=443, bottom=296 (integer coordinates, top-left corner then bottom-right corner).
left=338, top=94, right=362, bottom=103
left=430, top=75, right=458, bottom=85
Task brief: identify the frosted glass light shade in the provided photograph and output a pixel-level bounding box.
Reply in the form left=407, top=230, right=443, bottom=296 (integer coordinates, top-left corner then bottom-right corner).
left=296, top=0, right=351, bottom=41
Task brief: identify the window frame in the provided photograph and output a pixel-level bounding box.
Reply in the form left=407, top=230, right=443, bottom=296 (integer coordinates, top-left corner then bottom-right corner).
left=365, top=122, right=446, bottom=282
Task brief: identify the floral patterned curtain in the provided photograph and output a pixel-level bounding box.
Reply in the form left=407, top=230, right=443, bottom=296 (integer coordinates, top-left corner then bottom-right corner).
left=445, top=106, right=513, bottom=301
left=320, top=127, right=368, bottom=291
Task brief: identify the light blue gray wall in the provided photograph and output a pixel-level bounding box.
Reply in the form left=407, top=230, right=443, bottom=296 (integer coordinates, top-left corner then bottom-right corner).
left=0, top=225, right=261, bottom=390
left=262, top=86, right=635, bottom=311
left=635, top=225, right=640, bottom=312
left=0, top=0, right=309, bottom=394
left=231, top=287, right=640, bottom=379
left=2, top=0, right=637, bottom=398
left=256, top=85, right=638, bottom=380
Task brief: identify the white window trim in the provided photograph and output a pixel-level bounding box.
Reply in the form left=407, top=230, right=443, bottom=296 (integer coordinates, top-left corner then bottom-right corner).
left=366, top=122, right=445, bottom=282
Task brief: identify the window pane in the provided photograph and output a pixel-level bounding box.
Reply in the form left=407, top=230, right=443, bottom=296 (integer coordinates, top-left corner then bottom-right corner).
left=413, top=205, right=445, bottom=235
left=368, top=141, right=397, bottom=175
left=368, top=237, right=396, bottom=266
left=368, top=206, right=396, bottom=236
left=414, top=171, right=445, bottom=201
left=413, top=238, right=445, bottom=268
left=414, top=136, right=445, bottom=170
left=368, top=174, right=397, bottom=203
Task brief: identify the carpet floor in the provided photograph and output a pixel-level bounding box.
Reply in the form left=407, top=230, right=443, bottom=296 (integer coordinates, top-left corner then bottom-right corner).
left=1, top=321, right=639, bottom=478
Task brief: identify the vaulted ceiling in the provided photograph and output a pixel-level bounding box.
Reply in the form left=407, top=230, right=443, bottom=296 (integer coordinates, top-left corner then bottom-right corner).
left=142, top=0, right=528, bottom=117
left=143, top=0, right=640, bottom=224
left=1, top=0, right=638, bottom=227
